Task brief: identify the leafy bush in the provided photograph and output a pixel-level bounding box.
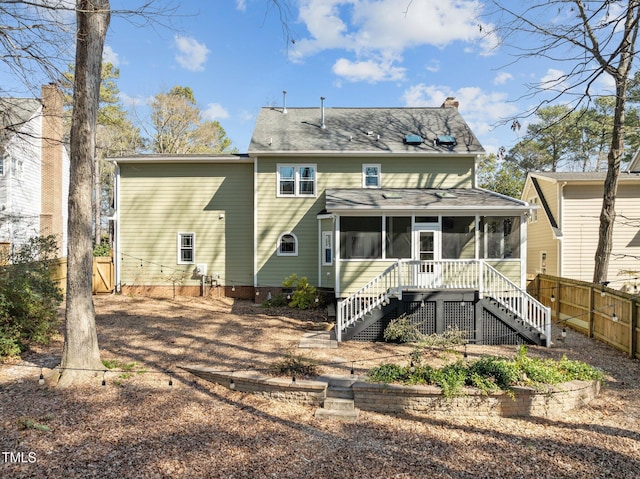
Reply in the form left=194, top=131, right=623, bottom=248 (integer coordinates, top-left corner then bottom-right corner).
left=367, top=345, right=603, bottom=398
left=383, top=315, right=424, bottom=343
left=0, top=236, right=63, bottom=357
left=261, top=293, right=288, bottom=308
left=281, top=274, right=318, bottom=310
left=92, top=240, right=111, bottom=257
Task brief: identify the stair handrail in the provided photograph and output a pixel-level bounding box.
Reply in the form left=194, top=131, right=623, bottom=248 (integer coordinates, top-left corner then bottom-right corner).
left=480, top=262, right=551, bottom=346
left=336, top=261, right=400, bottom=341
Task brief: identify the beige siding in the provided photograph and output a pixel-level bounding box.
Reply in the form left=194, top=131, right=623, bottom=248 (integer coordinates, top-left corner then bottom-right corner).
left=339, top=260, right=396, bottom=296
left=486, top=259, right=522, bottom=285
left=523, top=178, right=560, bottom=277
left=256, top=155, right=475, bottom=289
left=118, top=162, right=254, bottom=289
left=562, top=183, right=640, bottom=282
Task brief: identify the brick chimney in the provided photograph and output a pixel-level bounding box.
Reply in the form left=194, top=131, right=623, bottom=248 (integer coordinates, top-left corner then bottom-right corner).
left=441, top=97, right=459, bottom=109
left=40, top=84, right=64, bottom=250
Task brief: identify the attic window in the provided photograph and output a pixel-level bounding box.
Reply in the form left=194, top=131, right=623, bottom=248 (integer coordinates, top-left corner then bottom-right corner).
left=436, top=135, right=456, bottom=146
left=404, top=134, right=423, bottom=145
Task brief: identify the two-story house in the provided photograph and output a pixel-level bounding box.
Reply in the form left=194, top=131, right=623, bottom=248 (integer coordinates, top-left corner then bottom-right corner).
left=0, top=85, right=69, bottom=257
left=112, top=98, right=550, bottom=345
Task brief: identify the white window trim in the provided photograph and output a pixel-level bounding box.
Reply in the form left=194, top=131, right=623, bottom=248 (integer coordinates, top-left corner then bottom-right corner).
left=529, top=197, right=539, bottom=223
left=177, top=232, right=196, bottom=264
left=322, top=231, right=333, bottom=266
left=362, top=164, right=381, bottom=188
left=277, top=232, right=298, bottom=256
left=276, top=164, right=317, bottom=197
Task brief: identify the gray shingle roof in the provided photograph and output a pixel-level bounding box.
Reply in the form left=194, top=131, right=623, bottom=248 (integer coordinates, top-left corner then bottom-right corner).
left=531, top=171, right=640, bottom=182
left=325, top=188, right=529, bottom=212
left=249, top=106, right=484, bottom=155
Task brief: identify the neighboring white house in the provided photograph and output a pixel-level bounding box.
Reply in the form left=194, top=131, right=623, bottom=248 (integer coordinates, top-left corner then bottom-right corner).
left=0, top=85, right=69, bottom=257
left=522, top=164, right=640, bottom=286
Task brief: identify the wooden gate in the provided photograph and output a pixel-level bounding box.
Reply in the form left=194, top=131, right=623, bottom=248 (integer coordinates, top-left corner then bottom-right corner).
left=92, top=257, right=114, bottom=294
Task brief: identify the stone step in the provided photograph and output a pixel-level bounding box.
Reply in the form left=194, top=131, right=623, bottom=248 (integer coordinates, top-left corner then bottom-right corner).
left=314, top=407, right=359, bottom=422
left=326, top=385, right=354, bottom=399
left=318, top=374, right=361, bottom=388
left=323, top=397, right=355, bottom=411
left=298, top=332, right=338, bottom=349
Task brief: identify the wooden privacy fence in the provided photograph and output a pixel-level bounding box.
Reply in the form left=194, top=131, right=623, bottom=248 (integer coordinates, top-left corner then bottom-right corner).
left=528, top=274, right=639, bottom=360
left=49, top=256, right=114, bottom=295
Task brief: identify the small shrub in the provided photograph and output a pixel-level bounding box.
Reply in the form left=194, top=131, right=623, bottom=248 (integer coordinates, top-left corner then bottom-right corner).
left=383, top=315, right=424, bottom=343
left=92, top=240, right=111, bottom=257
left=0, top=235, right=63, bottom=358
left=367, top=346, right=602, bottom=398
left=282, top=274, right=318, bottom=310
left=269, top=350, right=319, bottom=378
left=261, top=293, right=288, bottom=308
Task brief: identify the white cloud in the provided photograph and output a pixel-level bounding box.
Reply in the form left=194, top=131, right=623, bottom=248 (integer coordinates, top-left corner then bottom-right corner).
left=120, top=93, right=152, bottom=107
left=103, top=45, right=120, bottom=67
left=332, top=58, right=406, bottom=83
left=494, top=72, right=513, bottom=85
left=174, top=35, right=210, bottom=72
left=425, top=60, right=440, bottom=73
left=292, top=0, right=492, bottom=60
left=539, top=68, right=567, bottom=92
left=202, top=103, right=230, bottom=120
left=235, top=0, right=246, bottom=11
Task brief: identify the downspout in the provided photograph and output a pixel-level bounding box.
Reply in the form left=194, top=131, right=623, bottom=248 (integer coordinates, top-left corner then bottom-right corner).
left=558, top=181, right=567, bottom=277
left=113, top=162, right=121, bottom=292
left=253, top=157, right=258, bottom=291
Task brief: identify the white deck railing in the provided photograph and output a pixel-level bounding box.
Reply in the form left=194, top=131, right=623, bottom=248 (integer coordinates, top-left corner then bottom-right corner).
left=336, top=259, right=551, bottom=346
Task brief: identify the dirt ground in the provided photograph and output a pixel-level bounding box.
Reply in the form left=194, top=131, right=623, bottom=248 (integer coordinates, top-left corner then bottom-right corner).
left=1, top=294, right=639, bottom=478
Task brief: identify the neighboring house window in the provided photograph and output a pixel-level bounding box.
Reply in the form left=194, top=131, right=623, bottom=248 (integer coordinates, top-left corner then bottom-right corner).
left=340, top=217, right=382, bottom=259
left=177, top=232, right=195, bottom=264
left=322, top=231, right=333, bottom=265
left=480, top=216, right=520, bottom=259
left=277, top=165, right=316, bottom=197
left=363, top=164, right=381, bottom=188
left=278, top=233, right=298, bottom=256
left=529, top=197, right=539, bottom=222
left=11, top=158, right=24, bottom=179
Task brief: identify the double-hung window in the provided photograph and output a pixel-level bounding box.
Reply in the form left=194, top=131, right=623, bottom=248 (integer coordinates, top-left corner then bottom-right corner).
left=277, top=164, right=316, bottom=197
left=363, top=164, right=381, bottom=188
left=177, top=232, right=195, bottom=264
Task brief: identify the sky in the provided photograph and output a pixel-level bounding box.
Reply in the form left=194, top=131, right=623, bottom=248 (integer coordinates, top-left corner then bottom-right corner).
left=9, top=0, right=620, bottom=155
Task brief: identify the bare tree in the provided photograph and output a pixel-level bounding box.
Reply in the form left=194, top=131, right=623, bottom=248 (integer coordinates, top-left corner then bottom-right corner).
left=58, top=0, right=110, bottom=387
left=486, top=1, right=640, bottom=284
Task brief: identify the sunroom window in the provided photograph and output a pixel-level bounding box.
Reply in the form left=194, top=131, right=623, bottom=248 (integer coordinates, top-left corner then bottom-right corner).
left=442, top=217, right=475, bottom=259
left=340, top=217, right=381, bottom=259
left=480, top=216, right=520, bottom=259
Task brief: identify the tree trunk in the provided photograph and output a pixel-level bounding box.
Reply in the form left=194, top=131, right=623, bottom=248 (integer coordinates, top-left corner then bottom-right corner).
left=94, top=154, right=101, bottom=246
left=593, top=86, right=627, bottom=284
left=58, top=0, right=110, bottom=387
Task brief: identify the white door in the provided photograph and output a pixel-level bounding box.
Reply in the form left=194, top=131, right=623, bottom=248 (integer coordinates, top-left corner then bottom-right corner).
left=413, top=225, right=440, bottom=287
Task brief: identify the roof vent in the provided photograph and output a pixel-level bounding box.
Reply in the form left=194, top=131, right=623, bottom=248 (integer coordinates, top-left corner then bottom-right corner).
left=435, top=135, right=456, bottom=146
left=435, top=191, right=457, bottom=199
left=404, top=134, right=423, bottom=145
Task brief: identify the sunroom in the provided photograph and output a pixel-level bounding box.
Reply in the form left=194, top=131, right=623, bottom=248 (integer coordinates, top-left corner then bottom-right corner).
left=318, top=188, right=549, bottom=345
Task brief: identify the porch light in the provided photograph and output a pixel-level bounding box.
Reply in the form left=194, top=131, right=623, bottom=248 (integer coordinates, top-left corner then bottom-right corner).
left=232, top=284, right=236, bottom=292
left=612, top=310, right=618, bottom=322
left=551, top=288, right=556, bottom=303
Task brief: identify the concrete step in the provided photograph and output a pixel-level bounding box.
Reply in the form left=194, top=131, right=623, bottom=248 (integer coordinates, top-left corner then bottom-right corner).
left=298, top=331, right=338, bottom=349
left=323, top=397, right=355, bottom=411
left=314, top=407, right=359, bottom=422
left=326, top=385, right=354, bottom=399
left=318, top=374, right=361, bottom=388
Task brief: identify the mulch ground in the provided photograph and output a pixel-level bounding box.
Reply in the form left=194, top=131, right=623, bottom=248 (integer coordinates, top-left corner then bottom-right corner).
left=0, top=294, right=639, bottom=478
